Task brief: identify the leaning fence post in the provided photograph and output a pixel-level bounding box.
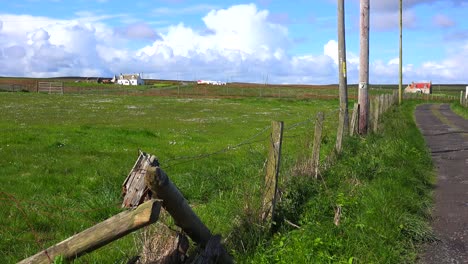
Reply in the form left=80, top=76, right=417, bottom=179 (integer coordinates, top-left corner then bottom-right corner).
left=461, top=91, right=464, bottom=105
left=261, top=121, right=284, bottom=224
left=145, top=166, right=212, bottom=246
left=312, top=112, right=324, bottom=178
left=145, top=166, right=234, bottom=263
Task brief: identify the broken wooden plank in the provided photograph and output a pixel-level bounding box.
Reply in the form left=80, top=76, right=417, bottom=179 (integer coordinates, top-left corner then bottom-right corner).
left=19, top=200, right=161, bottom=264
left=122, top=151, right=157, bottom=208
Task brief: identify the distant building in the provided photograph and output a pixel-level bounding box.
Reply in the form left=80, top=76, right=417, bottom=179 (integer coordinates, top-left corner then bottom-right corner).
left=405, top=81, right=432, bottom=94
left=114, top=73, right=144, bottom=86
left=197, top=80, right=226, bottom=85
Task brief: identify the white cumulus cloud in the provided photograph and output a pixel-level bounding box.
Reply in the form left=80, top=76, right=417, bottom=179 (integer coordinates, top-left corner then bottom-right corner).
left=0, top=4, right=467, bottom=84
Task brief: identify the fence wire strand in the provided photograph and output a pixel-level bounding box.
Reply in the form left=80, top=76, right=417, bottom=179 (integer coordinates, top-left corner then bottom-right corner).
left=165, top=125, right=271, bottom=168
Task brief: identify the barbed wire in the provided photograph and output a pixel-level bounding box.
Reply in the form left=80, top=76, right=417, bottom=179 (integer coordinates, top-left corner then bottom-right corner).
left=283, top=108, right=339, bottom=132
left=162, top=107, right=341, bottom=169
left=164, top=125, right=271, bottom=168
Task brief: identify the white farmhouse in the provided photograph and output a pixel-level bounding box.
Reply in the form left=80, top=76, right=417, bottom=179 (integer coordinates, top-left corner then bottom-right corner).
left=114, top=73, right=144, bottom=86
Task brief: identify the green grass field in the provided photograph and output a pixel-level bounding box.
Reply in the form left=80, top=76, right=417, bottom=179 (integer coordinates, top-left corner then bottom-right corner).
left=0, top=92, right=339, bottom=263
left=0, top=89, right=451, bottom=263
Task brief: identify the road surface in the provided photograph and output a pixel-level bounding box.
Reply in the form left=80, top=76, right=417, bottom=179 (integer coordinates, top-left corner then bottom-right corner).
left=415, top=104, right=468, bottom=264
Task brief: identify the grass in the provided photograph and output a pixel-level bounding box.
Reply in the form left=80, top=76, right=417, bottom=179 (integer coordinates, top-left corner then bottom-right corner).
left=242, top=101, right=435, bottom=263
left=0, top=91, right=440, bottom=263
left=0, top=92, right=339, bottom=263
left=451, top=102, right=468, bottom=119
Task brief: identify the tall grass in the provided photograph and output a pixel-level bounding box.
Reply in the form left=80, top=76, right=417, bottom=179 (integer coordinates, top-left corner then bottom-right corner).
left=451, top=102, right=468, bottom=119
left=244, top=102, right=435, bottom=263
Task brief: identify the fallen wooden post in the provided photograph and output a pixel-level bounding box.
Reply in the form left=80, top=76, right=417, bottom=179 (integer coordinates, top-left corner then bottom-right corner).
left=145, top=166, right=212, bottom=246
left=145, top=166, right=233, bottom=263
left=19, top=200, right=161, bottom=264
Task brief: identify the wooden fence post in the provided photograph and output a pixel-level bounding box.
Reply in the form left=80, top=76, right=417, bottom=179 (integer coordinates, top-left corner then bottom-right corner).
left=387, top=94, right=391, bottom=110
left=461, top=91, right=463, bottom=105
left=381, top=95, right=386, bottom=113
left=261, top=121, right=284, bottom=224
left=379, top=95, right=385, bottom=116
left=122, top=151, right=155, bottom=208
left=311, top=112, right=324, bottom=178
left=349, top=103, right=359, bottom=136
left=373, top=97, right=380, bottom=133
left=336, top=107, right=345, bottom=153
left=19, top=200, right=161, bottom=264
left=386, top=94, right=390, bottom=112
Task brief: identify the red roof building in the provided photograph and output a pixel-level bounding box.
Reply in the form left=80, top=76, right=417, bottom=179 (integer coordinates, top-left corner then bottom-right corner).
left=405, top=81, right=432, bottom=94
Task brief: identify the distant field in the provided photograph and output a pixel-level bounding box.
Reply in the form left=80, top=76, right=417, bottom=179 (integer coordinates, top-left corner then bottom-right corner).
left=5, top=76, right=457, bottom=99
left=0, top=92, right=339, bottom=262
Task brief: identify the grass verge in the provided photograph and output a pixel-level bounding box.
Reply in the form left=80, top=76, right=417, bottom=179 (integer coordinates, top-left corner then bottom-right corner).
left=242, top=102, right=435, bottom=263
left=450, top=103, right=468, bottom=119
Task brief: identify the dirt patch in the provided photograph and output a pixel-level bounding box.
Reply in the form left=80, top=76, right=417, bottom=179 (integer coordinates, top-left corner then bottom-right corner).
left=415, top=104, right=468, bottom=264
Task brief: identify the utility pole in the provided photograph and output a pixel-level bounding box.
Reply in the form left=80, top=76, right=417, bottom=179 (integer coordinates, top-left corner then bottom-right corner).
left=399, top=0, right=403, bottom=105
left=336, top=0, right=349, bottom=152
left=358, top=0, right=370, bottom=134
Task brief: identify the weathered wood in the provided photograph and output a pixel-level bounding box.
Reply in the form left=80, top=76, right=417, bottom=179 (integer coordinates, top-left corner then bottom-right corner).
left=312, top=112, right=324, bottom=178
left=398, top=0, right=403, bottom=105
left=261, top=121, right=284, bottom=223
left=338, top=0, right=349, bottom=135
left=122, top=151, right=157, bottom=208
left=350, top=103, right=359, bottom=136
left=145, top=167, right=233, bottom=263
left=19, top=200, right=161, bottom=264
left=369, top=96, right=375, bottom=132
left=379, top=95, right=384, bottom=116
left=386, top=94, right=391, bottom=111
left=358, top=0, right=370, bottom=135
left=336, top=107, right=345, bottom=153
left=145, top=167, right=212, bottom=246
left=383, top=94, right=388, bottom=113
left=373, top=97, right=380, bottom=133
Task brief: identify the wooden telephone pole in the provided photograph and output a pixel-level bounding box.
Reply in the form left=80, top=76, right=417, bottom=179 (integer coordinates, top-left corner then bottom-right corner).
left=358, top=0, right=370, bottom=134
left=399, top=0, right=403, bottom=104
left=336, top=0, right=349, bottom=152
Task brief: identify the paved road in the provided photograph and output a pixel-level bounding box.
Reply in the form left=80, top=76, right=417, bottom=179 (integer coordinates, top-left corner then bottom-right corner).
left=415, top=104, right=468, bottom=264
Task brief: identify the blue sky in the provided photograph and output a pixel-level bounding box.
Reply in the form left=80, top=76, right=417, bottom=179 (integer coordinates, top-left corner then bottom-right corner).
left=1, top=0, right=467, bottom=84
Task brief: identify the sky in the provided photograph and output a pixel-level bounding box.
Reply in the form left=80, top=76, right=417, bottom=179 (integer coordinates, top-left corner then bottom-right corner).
left=0, top=0, right=467, bottom=84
